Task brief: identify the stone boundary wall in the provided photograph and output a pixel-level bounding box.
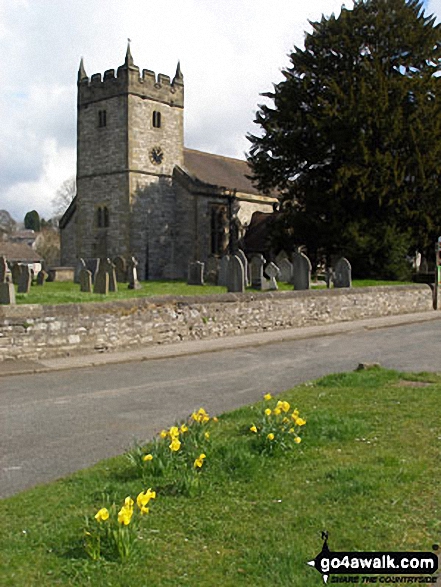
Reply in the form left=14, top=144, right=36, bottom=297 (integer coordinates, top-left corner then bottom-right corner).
left=0, top=285, right=433, bottom=361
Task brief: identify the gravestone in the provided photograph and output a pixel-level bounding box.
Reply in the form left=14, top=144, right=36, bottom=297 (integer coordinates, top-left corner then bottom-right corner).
left=278, top=258, right=293, bottom=283
left=218, top=255, right=230, bottom=287
left=333, top=257, right=352, bottom=288
left=17, top=264, right=32, bottom=293
left=36, top=270, right=48, bottom=286
left=188, top=261, right=204, bottom=286
left=226, top=255, right=245, bottom=293
left=128, top=256, right=141, bottom=290
left=85, top=258, right=100, bottom=282
left=264, top=262, right=280, bottom=291
left=113, top=256, right=127, bottom=283
left=292, top=251, right=311, bottom=290
left=93, top=266, right=109, bottom=295
left=0, top=256, right=7, bottom=283
left=0, top=282, right=16, bottom=305
left=250, top=254, right=266, bottom=289
left=10, top=263, right=22, bottom=285
left=275, top=250, right=289, bottom=266
left=79, top=268, right=93, bottom=293
left=98, top=258, right=118, bottom=292
left=74, top=258, right=86, bottom=284
left=236, top=249, right=250, bottom=286
left=204, top=256, right=219, bottom=284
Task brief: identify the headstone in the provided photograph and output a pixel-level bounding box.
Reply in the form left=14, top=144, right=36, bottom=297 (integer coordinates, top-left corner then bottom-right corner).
left=96, top=258, right=117, bottom=292
left=188, top=261, right=204, bottom=286
left=325, top=268, right=334, bottom=289
left=0, top=282, right=16, bottom=305
left=275, top=250, right=288, bottom=266
left=93, top=265, right=109, bottom=295
left=278, top=258, right=293, bottom=283
left=236, top=249, right=249, bottom=286
left=36, top=270, right=48, bottom=286
left=74, top=258, right=86, bottom=284
left=85, top=258, right=100, bottom=282
left=333, top=257, right=352, bottom=288
left=218, top=255, right=230, bottom=287
left=292, top=251, right=311, bottom=290
left=0, top=256, right=7, bottom=283
left=250, top=254, right=266, bottom=289
left=227, top=255, right=245, bottom=293
left=17, top=264, right=32, bottom=293
left=127, top=256, right=141, bottom=290
left=79, top=268, right=93, bottom=293
left=204, top=256, right=219, bottom=285
left=264, top=262, right=280, bottom=291
left=10, top=263, right=22, bottom=285
left=113, top=256, right=127, bottom=283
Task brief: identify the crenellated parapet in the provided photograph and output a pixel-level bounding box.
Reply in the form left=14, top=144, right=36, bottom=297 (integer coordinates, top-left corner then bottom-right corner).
left=77, top=44, right=184, bottom=108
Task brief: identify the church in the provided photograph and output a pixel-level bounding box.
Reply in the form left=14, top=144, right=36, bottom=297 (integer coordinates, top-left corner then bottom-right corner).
left=60, top=45, right=277, bottom=280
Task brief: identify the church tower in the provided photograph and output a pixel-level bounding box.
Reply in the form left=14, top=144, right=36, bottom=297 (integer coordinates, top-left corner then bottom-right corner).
left=75, top=44, right=184, bottom=278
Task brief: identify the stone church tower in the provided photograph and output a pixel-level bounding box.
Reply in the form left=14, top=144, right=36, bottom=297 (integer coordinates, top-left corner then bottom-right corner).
left=60, top=46, right=277, bottom=279
left=73, top=43, right=184, bottom=279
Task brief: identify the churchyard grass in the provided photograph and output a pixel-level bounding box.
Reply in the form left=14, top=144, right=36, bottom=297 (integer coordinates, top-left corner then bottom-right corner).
left=1, top=367, right=440, bottom=586
left=14, top=279, right=413, bottom=305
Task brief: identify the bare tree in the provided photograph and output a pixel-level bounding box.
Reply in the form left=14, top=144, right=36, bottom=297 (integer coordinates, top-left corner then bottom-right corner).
left=0, top=210, right=17, bottom=240
left=52, top=177, right=76, bottom=218
left=34, top=228, right=60, bottom=267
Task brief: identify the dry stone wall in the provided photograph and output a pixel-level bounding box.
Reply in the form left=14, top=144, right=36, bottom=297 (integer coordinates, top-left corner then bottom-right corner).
left=0, top=285, right=433, bottom=361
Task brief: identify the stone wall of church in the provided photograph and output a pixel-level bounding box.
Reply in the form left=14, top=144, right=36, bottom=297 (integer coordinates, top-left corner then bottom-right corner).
left=60, top=216, right=77, bottom=266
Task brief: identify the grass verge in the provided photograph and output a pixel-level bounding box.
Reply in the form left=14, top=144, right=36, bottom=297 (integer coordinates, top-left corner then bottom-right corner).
left=1, top=367, right=439, bottom=586
left=14, top=279, right=413, bottom=305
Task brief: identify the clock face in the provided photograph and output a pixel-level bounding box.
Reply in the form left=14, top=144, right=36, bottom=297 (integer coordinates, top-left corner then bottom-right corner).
left=150, top=146, right=164, bottom=165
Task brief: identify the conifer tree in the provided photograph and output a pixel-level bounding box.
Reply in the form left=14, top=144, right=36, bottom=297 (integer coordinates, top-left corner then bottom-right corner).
left=247, top=0, right=441, bottom=278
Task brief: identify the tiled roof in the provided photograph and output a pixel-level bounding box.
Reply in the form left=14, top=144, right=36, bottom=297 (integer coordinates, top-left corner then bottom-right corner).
left=0, top=242, right=42, bottom=262
left=183, top=148, right=261, bottom=195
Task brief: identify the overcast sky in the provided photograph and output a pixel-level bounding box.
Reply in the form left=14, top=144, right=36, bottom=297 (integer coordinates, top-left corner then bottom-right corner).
left=0, top=0, right=439, bottom=223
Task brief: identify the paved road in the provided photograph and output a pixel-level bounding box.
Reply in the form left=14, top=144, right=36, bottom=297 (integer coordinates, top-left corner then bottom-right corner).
left=1, top=312, right=440, bottom=499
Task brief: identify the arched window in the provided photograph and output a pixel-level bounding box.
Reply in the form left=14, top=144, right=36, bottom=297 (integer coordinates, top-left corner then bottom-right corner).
left=96, top=206, right=110, bottom=228
left=98, top=110, right=107, bottom=128
left=152, top=111, right=161, bottom=128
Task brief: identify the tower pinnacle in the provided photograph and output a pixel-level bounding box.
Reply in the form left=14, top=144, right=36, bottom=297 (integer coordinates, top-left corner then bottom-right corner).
left=173, top=60, right=184, bottom=85
left=78, top=58, right=88, bottom=83
left=124, top=40, right=135, bottom=68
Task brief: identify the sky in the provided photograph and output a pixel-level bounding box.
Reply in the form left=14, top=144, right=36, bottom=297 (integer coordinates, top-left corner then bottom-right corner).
left=0, top=0, right=439, bottom=223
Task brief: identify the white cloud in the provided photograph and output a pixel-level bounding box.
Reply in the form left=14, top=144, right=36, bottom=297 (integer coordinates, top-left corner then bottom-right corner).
left=0, top=0, right=438, bottom=221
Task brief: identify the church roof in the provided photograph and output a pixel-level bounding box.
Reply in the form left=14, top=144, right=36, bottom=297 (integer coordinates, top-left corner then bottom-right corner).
left=183, top=148, right=261, bottom=195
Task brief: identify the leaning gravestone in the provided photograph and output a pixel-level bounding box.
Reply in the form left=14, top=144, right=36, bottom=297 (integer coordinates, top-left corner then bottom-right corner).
left=278, top=258, right=293, bottom=283
left=10, top=263, right=22, bottom=286
left=264, top=262, right=280, bottom=291
left=218, top=255, right=230, bottom=287
left=188, top=261, right=204, bottom=286
left=79, top=268, right=93, bottom=293
left=333, top=257, right=352, bottom=288
left=74, top=258, right=87, bottom=284
left=204, top=256, right=219, bottom=285
left=292, top=251, right=312, bottom=290
left=236, top=249, right=250, bottom=286
left=93, top=264, right=109, bottom=295
left=0, top=256, right=7, bottom=283
left=36, top=270, right=48, bottom=286
left=250, top=254, right=266, bottom=289
left=227, top=255, right=245, bottom=293
left=127, top=256, right=141, bottom=290
left=100, top=258, right=118, bottom=292
left=113, top=256, right=127, bottom=283
left=275, top=250, right=289, bottom=266
left=17, top=264, right=32, bottom=293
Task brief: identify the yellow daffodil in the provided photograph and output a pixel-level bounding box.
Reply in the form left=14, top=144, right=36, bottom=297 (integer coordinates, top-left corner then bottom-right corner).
left=192, top=407, right=210, bottom=424
left=169, top=437, right=181, bottom=452
left=212, top=416, right=219, bottom=423
left=118, top=506, right=133, bottom=526
left=137, top=488, right=156, bottom=509
left=294, top=436, right=302, bottom=444
left=169, top=426, right=180, bottom=438
left=160, top=430, right=168, bottom=439
left=265, top=408, right=272, bottom=416
left=276, top=400, right=290, bottom=413
left=289, top=428, right=295, bottom=434
left=143, top=453, right=153, bottom=462
left=282, top=417, right=289, bottom=424
left=274, top=407, right=282, bottom=416
left=250, top=424, right=258, bottom=433
left=267, top=433, right=275, bottom=441
left=264, top=393, right=272, bottom=401
left=140, top=505, right=150, bottom=515
left=94, top=507, right=109, bottom=522
left=292, top=409, right=299, bottom=419
left=194, top=453, right=206, bottom=468
left=180, top=424, right=188, bottom=433
left=124, top=496, right=134, bottom=508
left=295, top=417, right=306, bottom=426
left=204, top=432, right=210, bottom=440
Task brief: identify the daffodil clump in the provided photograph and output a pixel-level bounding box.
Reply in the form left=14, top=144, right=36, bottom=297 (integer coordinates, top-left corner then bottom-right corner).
left=84, top=489, right=156, bottom=561
left=127, top=407, right=216, bottom=495
left=249, top=393, right=306, bottom=454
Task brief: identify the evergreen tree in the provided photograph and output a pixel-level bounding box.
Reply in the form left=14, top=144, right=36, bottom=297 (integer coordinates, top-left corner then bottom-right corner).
left=247, top=0, right=441, bottom=278
left=24, top=210, right=41, bottom=232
